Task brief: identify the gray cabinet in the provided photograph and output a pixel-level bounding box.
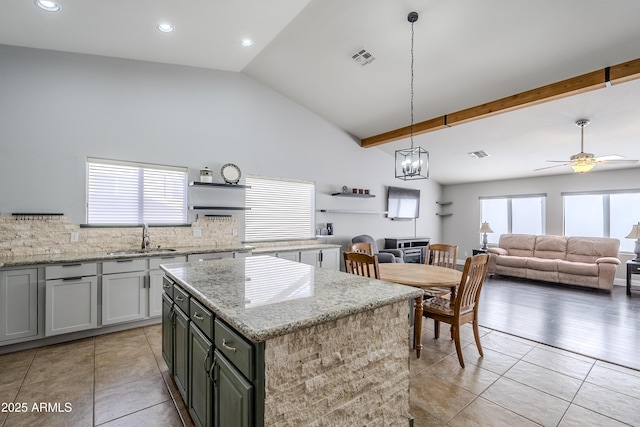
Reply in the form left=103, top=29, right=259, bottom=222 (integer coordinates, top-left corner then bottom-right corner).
left=162, top=293, right=174, bottom=374
left=45, top=263, right=98, bottom=336
left=299, top=248, right=340, bottom=270
left=215, top=350, right=253, bottom=427
left=189, top=322, right=213, bottom=427
left=0, top=268, right=38, bottom=342
left=174, top=302, right=190, bottom=403
left=102, top=259, right=147, bottom=325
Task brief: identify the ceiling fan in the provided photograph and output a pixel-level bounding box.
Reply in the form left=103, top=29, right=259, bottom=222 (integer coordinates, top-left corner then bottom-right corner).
left=535, top=119, right=639, bottom=173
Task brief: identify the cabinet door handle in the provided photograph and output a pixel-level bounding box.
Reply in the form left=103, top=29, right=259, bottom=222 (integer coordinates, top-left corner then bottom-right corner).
left=61, top=276, right=83, bottom=281
left=203, top=347, right=211, bottom=374
left=209, top=355, right=218, bottom=384
left=116, top=259, right=134, bottom=263
left=163, top=283, right=171, bottom=289
left=62, top=263, right=82, bottom=267
left=222, top=338, right=236, bottom=352
left=175, top=295, right=184, bottom=302
left=193, top=312, right=204, bottom=321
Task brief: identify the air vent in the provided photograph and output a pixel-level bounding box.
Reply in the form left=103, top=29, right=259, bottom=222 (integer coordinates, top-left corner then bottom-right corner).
left=468, top=150, right=490, bottom=159
left=351, top=48, right=375, bottom=66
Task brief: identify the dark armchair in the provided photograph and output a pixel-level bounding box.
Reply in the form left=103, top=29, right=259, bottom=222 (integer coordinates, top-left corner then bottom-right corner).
left=351, top=235, right=404, bottom=263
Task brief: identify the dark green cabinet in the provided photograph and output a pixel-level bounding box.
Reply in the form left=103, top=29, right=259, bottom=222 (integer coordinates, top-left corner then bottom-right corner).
left=189, top=323, right=213, bottom=427
left=174, top=305, right=189, bottom=402
left=214, top=350, right=253, bottom=427
left=161, top=294, right=174, bottom=374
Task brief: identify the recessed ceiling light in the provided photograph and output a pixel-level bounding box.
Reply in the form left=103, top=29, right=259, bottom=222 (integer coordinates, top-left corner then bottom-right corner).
left=157, top=23, right=174, bottom=33
left=241, top=39, right=254, bottom=47
left=35, top=0, right=61, bottom=12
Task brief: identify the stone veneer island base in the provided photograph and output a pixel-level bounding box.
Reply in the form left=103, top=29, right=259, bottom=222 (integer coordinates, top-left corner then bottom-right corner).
left=161, top=255, right=421, bottom=426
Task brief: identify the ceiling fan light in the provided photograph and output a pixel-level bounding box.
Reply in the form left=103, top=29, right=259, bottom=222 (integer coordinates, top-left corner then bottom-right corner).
left=571, top=163, right=595, bottom=173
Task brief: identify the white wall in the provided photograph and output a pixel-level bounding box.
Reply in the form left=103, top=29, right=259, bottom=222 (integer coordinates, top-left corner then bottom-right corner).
left=442, top=168, right=639, bottom=278
left=0, top=45, right=442, bottom=250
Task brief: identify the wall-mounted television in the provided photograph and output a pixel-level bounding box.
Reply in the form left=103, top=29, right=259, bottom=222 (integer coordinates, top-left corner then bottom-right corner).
left=387, top=186, right=420, bottom=219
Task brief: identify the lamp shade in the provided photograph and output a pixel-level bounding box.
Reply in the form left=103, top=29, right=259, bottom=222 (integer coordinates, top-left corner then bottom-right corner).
left=571, top=162, right=596, bottom=173
left=625, top=223, right=640, bottom=239
left=479, top=221, right=494, bottom=233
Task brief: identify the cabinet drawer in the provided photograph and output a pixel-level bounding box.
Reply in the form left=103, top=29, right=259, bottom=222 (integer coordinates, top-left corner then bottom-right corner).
left=187, top=252, right=232, bottom=262
left=190, top=298, right=214, bottom=341
left=173, top=285, right=190, bottom=314
left=162, top=276, right=174, bottom=300
left=149, top=255, right=186, bottom=270
left=215, top=319, right=253, bottom=380
left=45, top=263, right=97, bottom=280
left=102, top=258, right=147, bottom=274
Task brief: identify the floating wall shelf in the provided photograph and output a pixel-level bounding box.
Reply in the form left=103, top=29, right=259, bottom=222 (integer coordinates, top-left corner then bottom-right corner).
left=330, top=193, right=375, bottom=198
left=436, top=201, right=453, bottom=217
left=189, top=206, right=250, bottom=211
left=189, top=182, right=250, bottom=189
left=319, top=209, right=387, bottom=214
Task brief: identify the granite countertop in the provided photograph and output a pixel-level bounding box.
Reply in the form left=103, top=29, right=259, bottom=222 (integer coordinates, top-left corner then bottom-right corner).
left=161, top=255, right=422, bottom=342
left=251, top=243, right=341, bottom=254
left=0, top=245, right=254, bottom=268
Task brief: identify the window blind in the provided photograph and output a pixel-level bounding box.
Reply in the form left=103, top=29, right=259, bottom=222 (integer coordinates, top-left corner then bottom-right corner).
left=245, top=175, right=315, bottom=241
left=87, top=158, right=187, bottom=225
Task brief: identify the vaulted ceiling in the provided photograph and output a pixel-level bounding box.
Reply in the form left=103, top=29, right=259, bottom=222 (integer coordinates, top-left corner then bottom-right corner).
left=3, top=0, right=640, bottom=184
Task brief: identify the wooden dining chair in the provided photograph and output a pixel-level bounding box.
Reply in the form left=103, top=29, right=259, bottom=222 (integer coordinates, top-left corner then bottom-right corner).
left=423, top=243, right=459, bottom=298
left=422, top=254, right=489, bottom=368
left=348, top=242, right=373, bottom=255
left=343, top=251, right=380, bottom=279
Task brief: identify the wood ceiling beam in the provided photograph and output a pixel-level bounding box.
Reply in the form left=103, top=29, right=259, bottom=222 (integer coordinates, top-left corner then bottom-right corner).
left=360, top=57, right=640, bottom=148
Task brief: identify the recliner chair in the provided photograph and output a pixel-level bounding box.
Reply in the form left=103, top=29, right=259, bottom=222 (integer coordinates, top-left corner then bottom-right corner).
left=351, top=235, right=404, bottom=263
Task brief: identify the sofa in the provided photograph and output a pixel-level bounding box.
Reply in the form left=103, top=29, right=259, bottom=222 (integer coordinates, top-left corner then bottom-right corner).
left=351, top=235, right=404, bottom=263
left=487, top=234, right=620, bottom=290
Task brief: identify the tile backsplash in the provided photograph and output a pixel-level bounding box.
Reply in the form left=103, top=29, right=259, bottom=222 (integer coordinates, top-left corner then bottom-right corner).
left=0, top=215, right=239, bottom=257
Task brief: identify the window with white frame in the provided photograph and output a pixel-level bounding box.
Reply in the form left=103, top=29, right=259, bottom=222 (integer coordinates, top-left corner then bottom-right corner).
left=245, top=175, right=315, bottom=242
left=563, top=190, right=640, bottom=253
left=87, top=158, right=187, bottom=225
left=480, top=195, right=546, bottom=245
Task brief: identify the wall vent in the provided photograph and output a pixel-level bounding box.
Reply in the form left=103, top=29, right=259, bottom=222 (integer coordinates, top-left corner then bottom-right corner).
left=468, top=150, right=490, bottom=158
left=351, top=48, right=375, bottom=66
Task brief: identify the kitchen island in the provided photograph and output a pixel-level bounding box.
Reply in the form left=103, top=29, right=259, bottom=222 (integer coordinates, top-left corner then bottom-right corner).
left=161, top=255, right=422, bottom=426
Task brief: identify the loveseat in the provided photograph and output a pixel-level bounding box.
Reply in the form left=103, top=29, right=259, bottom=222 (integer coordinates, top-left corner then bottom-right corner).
left=487, top=234, right=620, bottom=290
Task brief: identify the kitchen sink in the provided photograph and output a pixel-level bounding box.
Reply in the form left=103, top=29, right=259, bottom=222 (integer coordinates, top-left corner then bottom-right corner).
left=107, top=248, right=177, bottom=256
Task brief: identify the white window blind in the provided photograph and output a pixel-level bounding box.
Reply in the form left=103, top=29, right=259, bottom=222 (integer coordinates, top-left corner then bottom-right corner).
left=87, top=158, right=187, bottom=225
left=245, top=175, right=315, bottom=241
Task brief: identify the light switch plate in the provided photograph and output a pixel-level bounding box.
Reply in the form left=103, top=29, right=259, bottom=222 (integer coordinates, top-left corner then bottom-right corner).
left=193, top=228, right=202, bottom=237
left=70, top=232, right=79, bottom=242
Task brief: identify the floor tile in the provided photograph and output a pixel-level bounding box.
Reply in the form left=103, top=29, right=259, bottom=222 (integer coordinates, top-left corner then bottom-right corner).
left=447, top=397, right=540, bottom=427
left=535, top=343, right=597, bottom=364
left=0, top=362, right=29, bottom=387
left=97, top=401, right=182, bottom=427
left=3, top=392, right=93, bottom=427
left=558, top=404, right=629, bottom=427
left=504, top=360, right=583, bottom=401
left=479, top=331, right=535, bottom=359
left=573, top=381, right=640, bottom=425
left=16, top=368, right=94, bottom=403
left=95, top=352, right=160, bottom=391
left=594, top=359, right=640, bottom=379
left=408, top=403, right=446, bottom=427
left=585, top=363, right=640, bottom=399
left=94, top=373, right=171, bottom=425
left=23, top=346, right=94, bottom=385
left=409, top=346, right=451, bottom=375
left=410, top=369, right=477, bottom=423
left=0, top=348, right=36, bottom=369
left=481, top=377, right=570, bottom=427
left=522, top=346, right=594, bottom=380
left=457, top=345, right=519, bottom=376
left=95, top=334, right=152, bottom=360
left=162, top=370, right=195, bottom=427
left=424, top=355, right=500, bottom=395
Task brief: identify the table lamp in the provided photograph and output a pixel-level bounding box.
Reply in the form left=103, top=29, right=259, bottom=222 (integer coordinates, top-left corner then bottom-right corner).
left=625, top=222, right=640, bottom=261
left=479, top=221, right=494, bottom=250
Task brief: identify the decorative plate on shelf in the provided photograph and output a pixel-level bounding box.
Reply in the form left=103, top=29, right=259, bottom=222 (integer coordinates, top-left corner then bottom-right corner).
left=221, top=163, right=241, bottom=184
left=342, top=185, right=348, bottom=193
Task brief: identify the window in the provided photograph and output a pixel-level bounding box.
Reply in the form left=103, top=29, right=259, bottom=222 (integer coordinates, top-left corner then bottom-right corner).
left=563, top=190, right=640, bottom=253
left=480, top=195, right=546, bottom=245
left=87, top=158, right=187, bottom=225
left=245, top=175, right=315, bottom=242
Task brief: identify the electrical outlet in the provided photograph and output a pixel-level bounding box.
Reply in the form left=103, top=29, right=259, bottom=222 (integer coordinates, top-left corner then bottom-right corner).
left=70, top=232, right=79, bottom=243
left=232, top=228, right=238, bottom=236
left=464, top=251, right=468, bottom=257
left=193, top=228, right=202, bottom=237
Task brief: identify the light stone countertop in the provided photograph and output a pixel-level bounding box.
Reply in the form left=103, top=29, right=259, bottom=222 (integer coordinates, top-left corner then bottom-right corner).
left=0, top=245, right=254, bottom=268
left=160, top=255, right=422, bottom=342
left=251, top=243, right=341, bottom=254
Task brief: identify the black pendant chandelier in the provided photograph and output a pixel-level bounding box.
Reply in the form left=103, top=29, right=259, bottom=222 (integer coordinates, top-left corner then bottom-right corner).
left=395, top=11, right=429, bottom=181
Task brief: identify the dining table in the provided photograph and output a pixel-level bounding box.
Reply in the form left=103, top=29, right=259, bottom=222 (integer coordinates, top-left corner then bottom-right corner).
left=379, top=263, right=462, bottom=358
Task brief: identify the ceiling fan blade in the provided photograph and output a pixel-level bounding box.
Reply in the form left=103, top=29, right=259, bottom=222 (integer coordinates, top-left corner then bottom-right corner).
left=594, top=154, right=624, bottom=161
left=543, top=160, right=570, bottom=163
left=598, top=159, right=639, bottom=164
left=534, top=163, right=568, bottom=171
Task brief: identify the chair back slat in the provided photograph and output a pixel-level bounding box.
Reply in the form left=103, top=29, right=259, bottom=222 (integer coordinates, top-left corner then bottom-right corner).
left=453, top=254, right=489, bottom=315
left=343, top=251, right=380, bottom=279
left=348, top=242, right=373, bottom=255
left=425, top=243, right=458, bottom=270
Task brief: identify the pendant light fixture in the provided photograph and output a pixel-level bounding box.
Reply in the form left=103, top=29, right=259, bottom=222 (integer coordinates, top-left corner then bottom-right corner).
left=395, top=11, right=429, bottom=180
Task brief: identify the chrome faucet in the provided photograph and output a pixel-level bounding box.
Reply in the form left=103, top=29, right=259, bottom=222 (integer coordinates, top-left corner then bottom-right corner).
left=142, top=223, right=150, bottom=250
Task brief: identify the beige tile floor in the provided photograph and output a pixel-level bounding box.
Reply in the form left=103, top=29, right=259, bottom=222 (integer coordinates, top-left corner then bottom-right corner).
left=1, top=323, right=640, bottom=426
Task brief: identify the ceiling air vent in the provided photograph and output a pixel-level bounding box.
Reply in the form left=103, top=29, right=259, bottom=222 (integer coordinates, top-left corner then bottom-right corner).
left=351, top=48, right=375, bottom=66
left=468, top=150, right=490, bottom=159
